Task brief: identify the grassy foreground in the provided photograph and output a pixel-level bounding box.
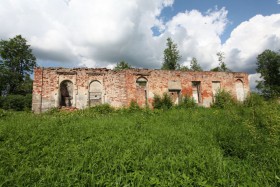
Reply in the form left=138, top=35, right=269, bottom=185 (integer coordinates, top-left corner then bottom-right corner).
left=0, top=103, right=279, bottom=186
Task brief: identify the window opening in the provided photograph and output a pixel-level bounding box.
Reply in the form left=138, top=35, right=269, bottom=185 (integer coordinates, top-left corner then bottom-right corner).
left=89, top=81, right=103, bottom=106
left=212, top=81, right=221, bottom=102
left=192, top=81, right=201, bottom=103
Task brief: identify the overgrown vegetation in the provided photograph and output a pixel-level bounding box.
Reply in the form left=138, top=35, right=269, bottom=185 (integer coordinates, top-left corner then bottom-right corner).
left=0, top=96, right=279, bottom=186
left=152, top=93, right=173, bottom=109
left=176, top=95, right=197, bottom=109
left=256, top=49, right=280, bottom=98
left=0, top=94, right=32, bottom=111
left=211, top=89, right=237, bottom=109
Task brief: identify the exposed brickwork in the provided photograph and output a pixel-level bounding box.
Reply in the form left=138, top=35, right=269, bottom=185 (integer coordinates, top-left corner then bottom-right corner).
left=32, top=67, right=250, bottom=113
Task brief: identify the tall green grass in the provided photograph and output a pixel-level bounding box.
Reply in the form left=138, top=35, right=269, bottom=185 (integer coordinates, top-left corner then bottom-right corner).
left=0, top=100, right=279, bottom=186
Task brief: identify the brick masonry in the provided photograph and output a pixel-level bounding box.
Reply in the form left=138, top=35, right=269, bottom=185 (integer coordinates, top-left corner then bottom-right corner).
left=32, top=67, right=250, bottom=113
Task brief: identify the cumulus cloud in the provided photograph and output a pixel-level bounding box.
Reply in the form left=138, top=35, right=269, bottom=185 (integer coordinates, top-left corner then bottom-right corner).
left=163, top=7, right=228, bottom=70
left=0, top=0, right=173, bottom=68
left=248, top=73, right=262, bottom=92
left=0, top=0, right=228, bottom=70
left=0, top=0, right=279, bottom=92
left=222, top=14, right=280, bottom=73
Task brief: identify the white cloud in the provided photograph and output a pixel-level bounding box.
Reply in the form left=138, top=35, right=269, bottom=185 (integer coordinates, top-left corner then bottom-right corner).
left=249, top=73, right=262, bottom=92
left=0, top=0, right=227, bottom=70
left=278, top=0, right=280, bottom=5
left=222, top=14, right=280, bottom=73
left=0, top=0, right=279, bottom=90
left=163, top=7, right=228, bottom=70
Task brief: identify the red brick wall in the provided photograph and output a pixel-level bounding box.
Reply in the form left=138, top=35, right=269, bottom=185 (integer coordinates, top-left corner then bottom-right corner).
left=32, top=67, right=250, bottom=113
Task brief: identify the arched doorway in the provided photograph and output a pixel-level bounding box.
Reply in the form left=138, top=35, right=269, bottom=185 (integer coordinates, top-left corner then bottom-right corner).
left=89, top=81, right=103, bottom=106
left=235, top=79, right=245, bottom=102
left=60, top=80, right=73, bottom=107
left=136, top=77, right=148, bottom=106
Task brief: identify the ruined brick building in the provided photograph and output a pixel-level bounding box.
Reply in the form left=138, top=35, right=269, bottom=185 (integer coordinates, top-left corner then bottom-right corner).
left=32, top=67, right=250, bottom=113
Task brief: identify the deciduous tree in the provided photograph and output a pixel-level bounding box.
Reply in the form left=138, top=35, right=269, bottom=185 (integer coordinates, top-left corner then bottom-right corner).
left=0, top=35, right=36, bottom=95
left=190, top=57, right=203, bottom=71
left=161, top=37, right=181, bottom=70
left=211, top=52, right=231, bottom=72
left=114, top=60, right=131, bottom=71
left=256, top=49, right=280, bottom=98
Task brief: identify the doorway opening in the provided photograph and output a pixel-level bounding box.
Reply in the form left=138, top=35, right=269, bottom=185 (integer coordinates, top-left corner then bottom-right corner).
left=235, top=79, right=245, bottom=101
left=60, top=80, right=73, bottom=107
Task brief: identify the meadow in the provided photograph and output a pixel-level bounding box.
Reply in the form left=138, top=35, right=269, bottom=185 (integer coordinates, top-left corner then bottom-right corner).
left=0, top=96, right=279, bottom=186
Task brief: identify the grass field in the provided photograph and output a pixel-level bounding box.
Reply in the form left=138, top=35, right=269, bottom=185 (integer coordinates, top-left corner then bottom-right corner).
left=0, top=101, right=279, bottom=186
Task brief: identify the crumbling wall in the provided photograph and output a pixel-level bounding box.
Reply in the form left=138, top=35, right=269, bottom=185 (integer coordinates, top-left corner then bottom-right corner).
left=32, top=67, right=250, bottom=113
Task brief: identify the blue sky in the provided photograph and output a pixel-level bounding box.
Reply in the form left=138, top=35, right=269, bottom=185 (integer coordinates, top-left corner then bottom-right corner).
left=0, top=0, right=280, bottom=89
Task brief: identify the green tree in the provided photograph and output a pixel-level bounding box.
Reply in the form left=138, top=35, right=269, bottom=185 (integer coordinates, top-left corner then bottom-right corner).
left=161, top=37, right=181, bottom=70
left=0, top=35, right=36, bottom=95
left=113, top=60, right=131, bottom=71
left=179, top=65, right=190, bottom=71
left=211, top=52, right=231, bottom=72
left=256, top=49, right=280, bottom=98
left=190, top=57, right=203, bottom=71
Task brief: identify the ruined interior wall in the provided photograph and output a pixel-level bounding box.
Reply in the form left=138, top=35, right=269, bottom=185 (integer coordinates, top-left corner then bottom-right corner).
left=32, top=67, right=250, bottom=113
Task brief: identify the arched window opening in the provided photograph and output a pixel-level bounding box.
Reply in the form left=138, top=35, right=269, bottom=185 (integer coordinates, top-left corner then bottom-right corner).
left=235, top=79, right=245, bottom=102
left=89, top=81, right=103, bottom=106
left=136, top=77, right=147, bottom=87
left=60, top=80, right=73, bottom=107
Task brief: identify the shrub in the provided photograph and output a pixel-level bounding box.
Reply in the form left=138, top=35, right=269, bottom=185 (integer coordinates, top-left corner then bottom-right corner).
left=243, top=92, right=265, bottom=107
left=152, top=94, right=162, bottom=109
left=211, top=90, right=236, bottom=109
left=89, top=103, right=114, bottom=114
left=152, top=93, right=173, bottom=109
left=243, top=94, right=280, bottom=146
left=45, top=107, right=60, bottom=115
left=177, top=95, right=197, bottom=108
left=0, top=109, right=7, bottom=118
left=0, top=94, right=32, bottom=111
left=128, top=100, right=141, bottom=111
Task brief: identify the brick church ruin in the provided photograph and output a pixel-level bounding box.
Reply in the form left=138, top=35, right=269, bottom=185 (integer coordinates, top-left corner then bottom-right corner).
left=32, top=67, right=250, bottom=113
